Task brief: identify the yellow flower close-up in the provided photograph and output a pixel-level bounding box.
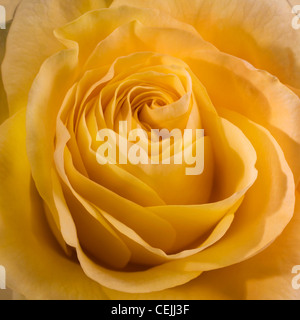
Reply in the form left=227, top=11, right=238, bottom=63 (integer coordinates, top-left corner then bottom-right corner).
left=0, top=0, right=300, bottom=300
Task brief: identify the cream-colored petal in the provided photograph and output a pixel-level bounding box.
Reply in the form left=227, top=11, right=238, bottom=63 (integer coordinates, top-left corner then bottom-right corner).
left=2, top=0, right=108, bottom=115
left=73, top=19, right=214, bottom=73
left=54, top=5, right=200, bottom=63
left=111, top=0, right=300, bottom=91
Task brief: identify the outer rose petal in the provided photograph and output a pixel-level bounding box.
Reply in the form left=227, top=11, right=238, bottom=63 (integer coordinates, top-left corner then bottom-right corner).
left=103, top=191, right=300, bottom=300
left=0, top=110, right=108, bottom=300
left=1, top=0, right=109, bottom=115
left=111, top=0, right=300, bottom=93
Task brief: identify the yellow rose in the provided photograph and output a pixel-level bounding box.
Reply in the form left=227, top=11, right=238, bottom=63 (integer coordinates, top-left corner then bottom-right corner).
left=0, top=0, right=299, bottom=300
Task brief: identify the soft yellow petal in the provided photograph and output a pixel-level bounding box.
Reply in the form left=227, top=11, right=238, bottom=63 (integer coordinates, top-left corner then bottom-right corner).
left=56, top=10, right=214, bottom=73
left=0, top=110, right=107, bottom=300
left=111, top=0, right=300, bottom=92
left=99, top=201, right=238, bottom=267
left=2, top=0, right=108, bottom=115
left=54, top=120, right=132, bottom=269
left=185, top=49, right=300, bottom=186
left=26, top=48, right=79, bottom=250
left=54, top=5, right=200, bottom=63
left=76, top=242, right=201, bottom=294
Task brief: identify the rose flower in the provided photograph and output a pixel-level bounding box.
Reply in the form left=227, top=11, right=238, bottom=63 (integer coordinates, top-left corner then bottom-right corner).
left=0, top=0, right=299, bottom=300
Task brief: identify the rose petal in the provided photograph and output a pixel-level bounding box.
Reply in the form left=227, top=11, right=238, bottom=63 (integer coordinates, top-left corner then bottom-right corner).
left=0, top=110, right=108, bottom=300
left=111, top=0, right=300, bottom=93
left=55, top=120, right=132, bottom=269
left=26, top=48, right=79, bottom=249
left=98, top=200, right=239, bottom=266
left=2, top=0, right=108, bottom=115
left=54, top=6, right=201, bottom=64
left=55, top=8, right=215, bottom=73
